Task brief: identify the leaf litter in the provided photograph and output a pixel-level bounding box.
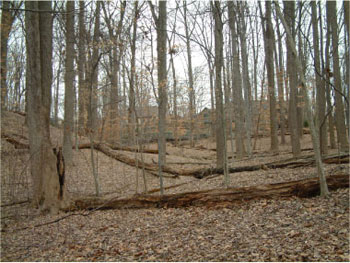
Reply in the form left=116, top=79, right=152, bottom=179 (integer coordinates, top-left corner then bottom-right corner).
left=1, top=111, right=349, bottom=261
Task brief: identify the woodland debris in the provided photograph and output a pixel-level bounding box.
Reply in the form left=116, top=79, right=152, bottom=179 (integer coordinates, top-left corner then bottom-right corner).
left=3, top=132, right=349, bottom=179
left=71, top=173, right=349, bottom=210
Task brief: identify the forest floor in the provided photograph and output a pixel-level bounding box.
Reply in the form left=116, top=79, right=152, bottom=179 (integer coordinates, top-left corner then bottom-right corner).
left=1, top=110, right=349, bottom=261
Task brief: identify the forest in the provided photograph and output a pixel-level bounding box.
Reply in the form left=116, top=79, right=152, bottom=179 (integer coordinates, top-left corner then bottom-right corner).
left=1, top=0, right=349, bottom=261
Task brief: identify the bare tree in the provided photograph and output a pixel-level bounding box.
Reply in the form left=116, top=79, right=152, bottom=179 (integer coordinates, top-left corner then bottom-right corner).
left=327, top=1, right=349, bottom=152
left=86, top=1, right=102, bottom=196
left=228, top=1, right=246, bottom=159
left=78, top=1, right=87, bottom=136
left=275, top=1, right=329, bottom=197
left=238, top=2, right=253, bottom=156
left=128, top=1, right=139, bottom=143
left=149, top=0, right=167, bottom=194
left=26, top=1, right=68, bottom=212
left=311, top=1, right=327, bottom=155
left=63, top=0, right=75, bottom=165
left=284, top=0, right=301, bottom=157
left=212, top=1, right=228, bottom=187
left=261, top=0, right=279, bottom=152
left=274, top=15, right=286, bottom=145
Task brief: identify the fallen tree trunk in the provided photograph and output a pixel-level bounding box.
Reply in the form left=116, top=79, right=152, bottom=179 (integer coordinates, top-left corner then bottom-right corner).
left=3, top=133, right=349, bottom=179
left=78, top=143, right=183, bottom=177
left=71, top=173, right=349, bottom=210
left=180, top=153, right=349, bottom=179
left=105, top=143, right=161, bottom=155
left=1, top=133, right=29, bottom=149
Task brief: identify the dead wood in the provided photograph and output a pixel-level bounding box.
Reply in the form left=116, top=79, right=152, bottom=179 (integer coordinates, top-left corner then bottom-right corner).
left=78, top=143, right=183, bottom=177
left=70, top=174, right=349, bottom=210
left=3, top=133, right=348, bottom=180
left=106, top=143, right=161, bottom=155
left=176, top=153, right=349, bottom=179
left=1, top=133, right=29, bottom=149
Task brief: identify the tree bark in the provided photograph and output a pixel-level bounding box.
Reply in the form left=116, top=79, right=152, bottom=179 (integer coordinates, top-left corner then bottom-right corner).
left=78, top=1, right=87, bottom=136
left=311, top=1, right=327, bottom=155
left=212, top=1, right=228, bottom=188
left=262, top=1, right=279, bottom=152
left=128, top=2, right=139, bottom=144
left=284, top=0, right=301, bottom=157
left=63, top=0, right=75, bottom=165
left=149, top=1, right=168, bottom=194
left=275, top=19, right=286, bottom=144
left=327, top=1, right=349, bottom=152
left=238, top=2, right=253, bottom=156
left=26, top=1, right=68, bottom=213
left=72, top=174, right=349, bottom=210
left=228, top=1, right=246, bottom=159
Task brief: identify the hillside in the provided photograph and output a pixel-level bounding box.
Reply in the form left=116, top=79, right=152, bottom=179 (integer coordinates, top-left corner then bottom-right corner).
left=1, top=110, right=349, bottom=261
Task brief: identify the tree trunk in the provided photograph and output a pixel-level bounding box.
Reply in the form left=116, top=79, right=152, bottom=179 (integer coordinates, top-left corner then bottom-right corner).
left=63, top=0, right=75, bottom=165
left=275, top=20, right=286, bottom=145
left=228, top=1, right=246, bottom=159
left=183, top=1, right=195, bottom=148
left=1, top=1, right=16, bottom=111
left=262, top=1, right=279, bottom=152
left=324, top=10, right=336, bottom=150
left=311, top=1, right=327, bottom=155
left=78, top=1, right=87, bottom=136
left=72, top=174, right=349, bottom=210
left=169, top=39, right=178, bottom=147
left=128, top=2, right=139, bottom=144
left=26, top=1, right=68, bottom=213
left=327, top=1, right=349, bottom=152
left=238, top=2, right=253, bottom=156
left=275, top=1, right=330, bottom=197
left=212, top=2, right=225, bottom=170
left=284, top=0, right=301, bottom=157
left=149, top=1, right=167, bottom=194
left=345, top=1, right=350, bottom=136
left=87, top=1, right=101, bottom=196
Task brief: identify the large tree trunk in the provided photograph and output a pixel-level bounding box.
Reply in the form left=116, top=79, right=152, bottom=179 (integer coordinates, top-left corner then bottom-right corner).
left=238, top=2, right=253, bottom=156
left=327, top=1, right=349, bottom=152
left=63, top=0, right=75, bottom=165
left=26, top=1, right=68, bottom=213
left=87, top=1, right=101, bottom=197
left=212, top=1, right=228, bottom=187
left=284, top=0, right=301, bottom=157
left=311, top=1, right=327, bottom=155
left=262, top=1, right=279, bottom=152
left=149, top=1, right=167, bottom=194
left=228, top=1, right=246, bottom=159
left=324, top=11, right=336, bottom=150
left=78, top=1, right=87, bottom=136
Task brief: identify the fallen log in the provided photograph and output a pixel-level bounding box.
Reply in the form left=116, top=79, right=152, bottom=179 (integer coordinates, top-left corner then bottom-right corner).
left=71, top=173, right=349, bottom=210
left=180, top=153, right=349, bottom=179
left=105, top=143, right=161, bottom=155
left=78, top=143, right=183, bottom=177
left=1, top=133, right=29, bottom=149
left=79, top=142, right=165, bottom=155
left=3, top=133, right=348, bottom=179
